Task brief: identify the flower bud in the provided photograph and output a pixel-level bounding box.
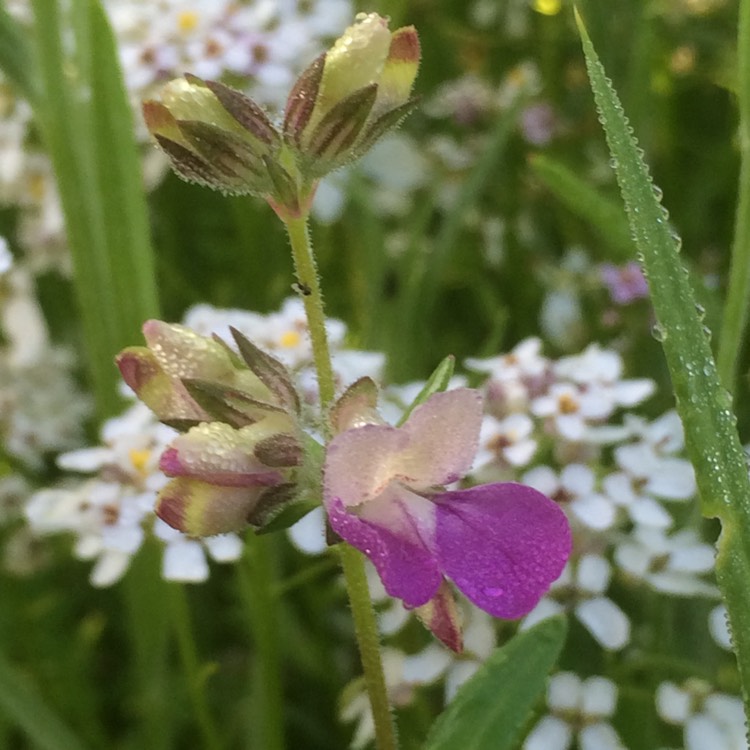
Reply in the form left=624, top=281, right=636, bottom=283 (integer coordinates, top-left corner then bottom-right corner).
left=142, top=76, right=284, bottom=197
left=284, top=13, right=421, bottom=177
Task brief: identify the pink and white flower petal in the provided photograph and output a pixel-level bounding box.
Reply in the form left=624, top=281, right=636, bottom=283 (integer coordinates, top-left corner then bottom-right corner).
left=434, top=483, right=571, bottom=619
left=160, top=421, right=285, bottom=486
left=157, top=477, right=268, bottom=536
left=326, top=490, right=443, bottom=608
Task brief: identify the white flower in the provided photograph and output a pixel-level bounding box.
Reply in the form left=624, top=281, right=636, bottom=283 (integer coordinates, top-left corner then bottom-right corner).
left=523, top=464, right=616, bottom=531
left=522, top=554, right=630, bottom=650
left=615, top=527, right=718, bottom=597
left=524, top=673, right=626, bottom=750
left=153, top=519, right=243, bottom=583
left=531, top=382, right=614, bottom=441
left=656, top=680, right=748, bottom=750
left=474, top=412, right=538, bottom=471
left=0, top=236, right=11, bottom=274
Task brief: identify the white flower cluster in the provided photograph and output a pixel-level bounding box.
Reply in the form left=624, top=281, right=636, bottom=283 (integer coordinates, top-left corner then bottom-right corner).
left=21, top=298, right=383, bottom=587
left=329, top=336, right=738, bottom=749
left=1, top=0, right=353, bottom=270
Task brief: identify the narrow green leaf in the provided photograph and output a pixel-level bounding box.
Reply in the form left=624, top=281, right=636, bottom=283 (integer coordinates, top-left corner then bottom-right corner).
left=0, top=650, right=90, bottom=750
left=576, top=7, right=750, bottom=716
left=0, top=4, right=39, bottom=102
left=397, top=355, right=455, bottom=426
left=30, top=0, right=159, bottom=420
left=423, top=616, right=567, bottom=750
left=529, top=154, right=633, bottom=257
left=717, top=0, right=750, bottom=391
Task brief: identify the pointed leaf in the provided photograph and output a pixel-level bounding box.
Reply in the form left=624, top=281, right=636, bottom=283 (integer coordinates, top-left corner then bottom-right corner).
left=397, top=355, right=454, bottom=426
left=577, top=9, right=750, bottom=717
left=423, top=616, right=567, bottom=750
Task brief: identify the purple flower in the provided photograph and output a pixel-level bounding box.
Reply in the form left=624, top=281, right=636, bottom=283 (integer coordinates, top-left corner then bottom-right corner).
left=323, top=389, right=571, bottom=619
left=600, top=262, right=650, bottom=305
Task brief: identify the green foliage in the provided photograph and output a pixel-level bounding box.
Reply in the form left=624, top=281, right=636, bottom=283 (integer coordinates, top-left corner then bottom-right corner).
left=30, top=0, right=159, bottom=419
left=577, top=6, right=750, bottom=719
left=423, top=617, right=567, bottom=750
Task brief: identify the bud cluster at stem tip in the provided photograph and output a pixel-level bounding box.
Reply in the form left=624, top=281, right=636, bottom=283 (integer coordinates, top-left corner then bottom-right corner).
left=142, top=13, right=420, bottom=220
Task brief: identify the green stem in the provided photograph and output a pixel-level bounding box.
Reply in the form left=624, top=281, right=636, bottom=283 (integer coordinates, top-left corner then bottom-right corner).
left=236, top=535, right=286, bottom=750
left=281, top=212, right=398, bottom=750
left=339, top=545, right=398, bottom=750
left=284, top=215, right=336, bottom=414
left=717, top=0, right=750, bottom=391
left=168, top=586, right=224, bottom=750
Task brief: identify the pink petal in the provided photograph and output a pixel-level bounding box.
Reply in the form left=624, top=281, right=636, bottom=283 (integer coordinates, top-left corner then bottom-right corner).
left=435, top=483, right=571, bottom=619
left=160, top=422, right=283, bottom=487
left=324, top=425, right=410, bottom=507
left=399, top=389, right=483, bottom=488
left=326, top=495, right=442, bottom=607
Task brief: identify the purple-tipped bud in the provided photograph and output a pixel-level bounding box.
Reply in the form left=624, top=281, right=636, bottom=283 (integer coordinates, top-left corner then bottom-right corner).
left=283, top=13, right=421, bottom=177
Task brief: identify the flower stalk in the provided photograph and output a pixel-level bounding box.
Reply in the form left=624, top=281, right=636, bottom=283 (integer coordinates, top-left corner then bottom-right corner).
left=281, top=209, right=399, bottom=750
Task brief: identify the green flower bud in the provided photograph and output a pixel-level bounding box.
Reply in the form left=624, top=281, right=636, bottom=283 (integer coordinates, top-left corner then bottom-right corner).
left=142, top=14, right=420, bottom=216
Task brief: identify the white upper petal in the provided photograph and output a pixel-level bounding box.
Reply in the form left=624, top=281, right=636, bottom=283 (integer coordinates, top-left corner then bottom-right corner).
left=523, top=715, right=573, bottom=750
left=576, top=599, right=630, bottom=650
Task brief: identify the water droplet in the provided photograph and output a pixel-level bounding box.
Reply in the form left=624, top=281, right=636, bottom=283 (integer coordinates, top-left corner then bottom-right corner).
left=694, top=303, right=706, bottom=320
left=652, top=185, right=663, bottom=201
left=702, top=325, right=712, bottom=341
left=651, top=324, right=667, bottom=342
left=481, top=586, right=504, bottom=598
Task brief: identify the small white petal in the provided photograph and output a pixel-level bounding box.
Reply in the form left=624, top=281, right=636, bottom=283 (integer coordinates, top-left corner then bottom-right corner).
left=612, top=378, right=655, bottom=406
left=57, top=447, right=112, bottom=472
left=90, top=549, right=132, bottom=587
left=204, top=534, right=244, bottom=562
left=685, top=713, right=727, bottom=750
left=656, top=681, right=691, bottom=724
left=670, top=544, right=715, bottom=573
left=576, top=599, right=630, bottom=651
left=581, top=677, right=617, bottom=717
left=523, top=715, right=573, bottom=750
left=571, top=494, right=616, bottom=531
left=648, top=572, right=719, bottom=598
left=288, top=506, right=327, bottom=555
left=629, top=497, right=673, bottom=529
left=556, top=414, right=587, bottom=441
left=522, top=465, right=559, bottom=495
left=561, top=464, right=595, bottom=494
left=548, top=672, right=582, bottom=712
left=521, top=598, right=565, bottom=631
left=708, top=605, right=732, bottom=650
left=579, top=722, right=625, bottom=750
left=445, top=661, right=480, bottom=703
left=402, top=644, right=452, bottom=684
left=645, top=460, right=696, bottom=500
left=504, top=439, right=538, bottom=466
left=162, top=540, right=209, bottom=582
left=577, top=554, right=611, bottom=592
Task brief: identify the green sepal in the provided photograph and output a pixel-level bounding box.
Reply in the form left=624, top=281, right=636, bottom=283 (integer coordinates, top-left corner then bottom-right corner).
left=283, top=52, right=325, bottom=145
left=330, top=376, right=381, bottom=434
left=305, top=83, right=377, bottom=166
left=230, top=327, right=301, bottom=414
left=397, top=355, right=455, bottom=426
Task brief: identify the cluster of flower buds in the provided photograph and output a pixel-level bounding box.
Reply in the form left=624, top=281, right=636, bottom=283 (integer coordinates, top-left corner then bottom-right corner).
left=142, top=13, right=421, bottom=219
left=116, top=322, right=306, bottom=537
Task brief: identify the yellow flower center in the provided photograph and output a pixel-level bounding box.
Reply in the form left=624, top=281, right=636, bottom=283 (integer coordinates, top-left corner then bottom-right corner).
left=280, top=330, right=301, bottom=348
left=129, top=448, right=151, bottom=476
left=177, top=10, right=200, bottom=33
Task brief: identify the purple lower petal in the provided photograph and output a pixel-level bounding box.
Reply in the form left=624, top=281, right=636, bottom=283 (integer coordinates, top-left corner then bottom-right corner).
left=327, top=497, right=442, bottom=608
left=435, top=483, right=571, bottom=619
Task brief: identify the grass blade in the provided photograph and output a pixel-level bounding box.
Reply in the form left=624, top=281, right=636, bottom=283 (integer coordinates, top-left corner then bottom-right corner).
left=576, top=6, right=750, bottom=716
